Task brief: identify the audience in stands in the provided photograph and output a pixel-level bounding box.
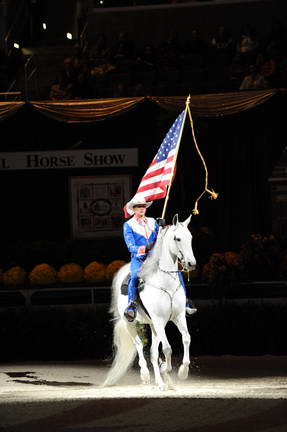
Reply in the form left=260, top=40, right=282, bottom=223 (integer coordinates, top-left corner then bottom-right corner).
left=16, top=17, right=286, bottom=100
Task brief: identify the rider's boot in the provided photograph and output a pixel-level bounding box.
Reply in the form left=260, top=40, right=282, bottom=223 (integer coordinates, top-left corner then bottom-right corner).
left=186, top=299, right=197, bottom=316
left=124, top=301, right=138, bottom=322
left=124, top=276, right=138, bottom=322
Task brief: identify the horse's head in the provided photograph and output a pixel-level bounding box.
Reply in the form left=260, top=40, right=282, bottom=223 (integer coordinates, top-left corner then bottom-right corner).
left=169, top=214, right=196, bottom=271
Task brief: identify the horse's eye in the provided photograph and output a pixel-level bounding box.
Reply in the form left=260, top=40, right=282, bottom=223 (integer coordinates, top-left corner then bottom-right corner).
left=174, top=237, right=181, bottom=242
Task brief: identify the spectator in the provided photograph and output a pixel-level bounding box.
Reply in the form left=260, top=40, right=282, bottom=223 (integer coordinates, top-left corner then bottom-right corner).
left=260, top=52, right=279, bottom=88
left=239, top=64, right=268, bottom=90
left=112, top=81, right=129, bottom=97
left=89, top=32, right=110, bottom=66
left=226, top=52, right=247, bottom=91
left=185, top=28, right=207, bottom=58
left=51, top=57, right=81, bottom=99
left=210, top=25, right=234, bottom=58
left=158, top=30, right=183, bottom=69
left=208, top=25, right=234, bottom=79
left=110, top=31, right=135, bottom=64
left=135, top=43, right=158, bottom=72
left=236, top=24, right=260, bottom=67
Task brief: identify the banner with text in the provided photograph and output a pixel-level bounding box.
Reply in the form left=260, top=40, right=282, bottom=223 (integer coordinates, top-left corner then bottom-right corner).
left=0, top=148, right=138, bottom=170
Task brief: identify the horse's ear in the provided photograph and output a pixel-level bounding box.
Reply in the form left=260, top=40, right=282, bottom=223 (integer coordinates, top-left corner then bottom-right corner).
left=183, top=215, right=192, bottom=227
left=172, top=214, right=179, bottom=226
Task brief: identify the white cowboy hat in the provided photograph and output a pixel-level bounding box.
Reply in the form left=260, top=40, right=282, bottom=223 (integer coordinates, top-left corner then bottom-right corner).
left=126, top=196, right=153, bottom=216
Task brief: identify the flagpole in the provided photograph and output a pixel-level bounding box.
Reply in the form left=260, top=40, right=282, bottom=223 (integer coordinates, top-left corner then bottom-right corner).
left=161, top=95, right=190, bottom=220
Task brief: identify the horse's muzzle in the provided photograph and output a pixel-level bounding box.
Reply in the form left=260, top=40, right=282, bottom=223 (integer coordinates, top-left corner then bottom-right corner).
left=182, top=260, right=196, bottom=271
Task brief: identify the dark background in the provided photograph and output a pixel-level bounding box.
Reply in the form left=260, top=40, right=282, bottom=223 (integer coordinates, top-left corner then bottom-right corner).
left=0, top=0, right=287, bottom=361
left=0, top=93, right=285, bottom=266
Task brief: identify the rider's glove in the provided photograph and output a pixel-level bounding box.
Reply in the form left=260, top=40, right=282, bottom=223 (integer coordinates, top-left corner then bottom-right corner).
left=157, top=218, right=165, bottom=227
left=145, top=243, right=154, bottom=253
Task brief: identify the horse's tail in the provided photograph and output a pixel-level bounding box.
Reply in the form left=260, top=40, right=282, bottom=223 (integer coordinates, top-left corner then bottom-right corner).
left=102, top=317, right=137, bottom=387
left=109, top=263, right=130, bottom=320
left=102, top=262, right=136, bottom=387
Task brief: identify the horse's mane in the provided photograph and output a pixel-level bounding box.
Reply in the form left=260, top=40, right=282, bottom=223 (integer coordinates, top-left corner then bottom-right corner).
left=139, top=226, right=169, bottom=279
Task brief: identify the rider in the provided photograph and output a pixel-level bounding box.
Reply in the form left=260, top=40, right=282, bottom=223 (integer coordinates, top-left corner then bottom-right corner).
left=123, top=195, right=197, bottom=322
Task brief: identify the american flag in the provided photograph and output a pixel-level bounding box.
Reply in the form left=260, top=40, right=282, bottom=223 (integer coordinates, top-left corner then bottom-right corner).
left=124, top=110, right=186, bottom=217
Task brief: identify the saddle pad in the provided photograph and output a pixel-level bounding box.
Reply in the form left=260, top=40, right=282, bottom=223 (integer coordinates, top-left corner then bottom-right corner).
left=120, top=274, right=145, bottom=296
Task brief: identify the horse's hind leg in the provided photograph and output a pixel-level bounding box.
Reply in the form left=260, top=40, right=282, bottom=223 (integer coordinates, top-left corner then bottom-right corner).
left=173, top=314, right=191, bottom=380
left=135, top=334, right=150, bottom=384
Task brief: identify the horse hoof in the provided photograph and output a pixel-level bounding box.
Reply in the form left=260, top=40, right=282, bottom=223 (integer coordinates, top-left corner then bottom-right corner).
left=141, top=373, right=150, bottom=384
left=167, top=380, right=175, bottom=390
left=158, top=383, right=168, bottom=391
left=178, top=364, right=189, bottom=380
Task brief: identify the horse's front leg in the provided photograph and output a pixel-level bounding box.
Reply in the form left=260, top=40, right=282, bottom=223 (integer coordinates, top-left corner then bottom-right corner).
left=150, top=323, right=174, bottom=390
left=173, top=314, right=191, bottom=380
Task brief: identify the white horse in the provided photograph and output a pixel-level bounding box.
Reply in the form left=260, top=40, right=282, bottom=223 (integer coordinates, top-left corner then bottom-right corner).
left=103, top=214, right=197, bottom=391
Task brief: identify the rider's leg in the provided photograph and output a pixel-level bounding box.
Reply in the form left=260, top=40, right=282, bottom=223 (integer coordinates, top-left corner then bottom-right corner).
left=178, top=272, right=197, bottom=316
left=124, top=259, right=142, bottom=322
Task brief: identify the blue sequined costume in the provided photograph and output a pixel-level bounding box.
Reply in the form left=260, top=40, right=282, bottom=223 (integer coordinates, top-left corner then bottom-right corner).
left=123, top=216, right=158, bottom=302
left=123, top=216, right=187, bottom=302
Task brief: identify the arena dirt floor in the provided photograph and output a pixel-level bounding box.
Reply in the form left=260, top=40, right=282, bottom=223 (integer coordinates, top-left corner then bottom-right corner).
left=0, top=355, right=287, bottom=432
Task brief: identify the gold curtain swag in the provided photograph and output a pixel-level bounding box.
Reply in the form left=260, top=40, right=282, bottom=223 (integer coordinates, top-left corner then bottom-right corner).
left=30, top=97, right=146, bottom=123
left=0, top=102, right=25, bottom=121
left=0, top=89, right=279, bottom=123
left=148, top=89, right=277, bottom=117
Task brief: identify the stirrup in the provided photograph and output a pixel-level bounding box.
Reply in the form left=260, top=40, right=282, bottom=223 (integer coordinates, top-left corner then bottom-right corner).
left=124, top=301, right=137, bottom=322
left=186, top=300, right=197, bottom=316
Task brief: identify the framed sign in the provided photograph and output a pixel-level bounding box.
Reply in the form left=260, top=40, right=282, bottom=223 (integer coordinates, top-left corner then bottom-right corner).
left=70, top=175, right=131, bottom=239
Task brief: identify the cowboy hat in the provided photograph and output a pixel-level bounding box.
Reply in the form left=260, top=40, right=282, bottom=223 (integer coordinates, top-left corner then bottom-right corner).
left=126, top=196, right=153, bottom=216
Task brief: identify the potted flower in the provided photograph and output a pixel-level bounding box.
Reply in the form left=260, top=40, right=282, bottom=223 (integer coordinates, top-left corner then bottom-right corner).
left=3, top=266, right=27, bottom=288
left=83, top=261, right=107, bottom=284
left=57, top=263, right=84, bottom=285
left=29, top=263, right=57, bottom=287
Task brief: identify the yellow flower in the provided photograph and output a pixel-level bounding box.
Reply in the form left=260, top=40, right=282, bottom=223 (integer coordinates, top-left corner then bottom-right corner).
left=29, top=263, right=57, bottom=286
left=83, top=261, right=106, bottom=283
left=209, top=253, right=225, bottom=264
left=105, top=260, right=127, bottom=281
left=57, top=263, right=83, bottom=284
left=224, top=251, right=241, bottom=268
left=3, top=266, right=26, bottom=287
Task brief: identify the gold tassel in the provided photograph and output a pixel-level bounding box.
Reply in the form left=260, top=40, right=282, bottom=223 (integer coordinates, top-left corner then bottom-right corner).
left=207, top=188, right=218, bottom=200
left=187, top=104, right=218, bottom=214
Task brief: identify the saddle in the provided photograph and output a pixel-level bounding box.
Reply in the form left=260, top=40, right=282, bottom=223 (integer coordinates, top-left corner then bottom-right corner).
left=121, top=273, right=150, bottom=319
left=121, top=273, right=145, bottom=296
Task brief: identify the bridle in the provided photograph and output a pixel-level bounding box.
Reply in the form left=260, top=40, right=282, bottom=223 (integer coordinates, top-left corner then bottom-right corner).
left=159, top=224, right=189, bottom=275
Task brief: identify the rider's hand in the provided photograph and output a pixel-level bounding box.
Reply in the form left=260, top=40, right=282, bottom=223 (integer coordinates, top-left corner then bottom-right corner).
left=157, top=218, right=165, bottom=227
left=145, top=243, right=154, bottom=253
